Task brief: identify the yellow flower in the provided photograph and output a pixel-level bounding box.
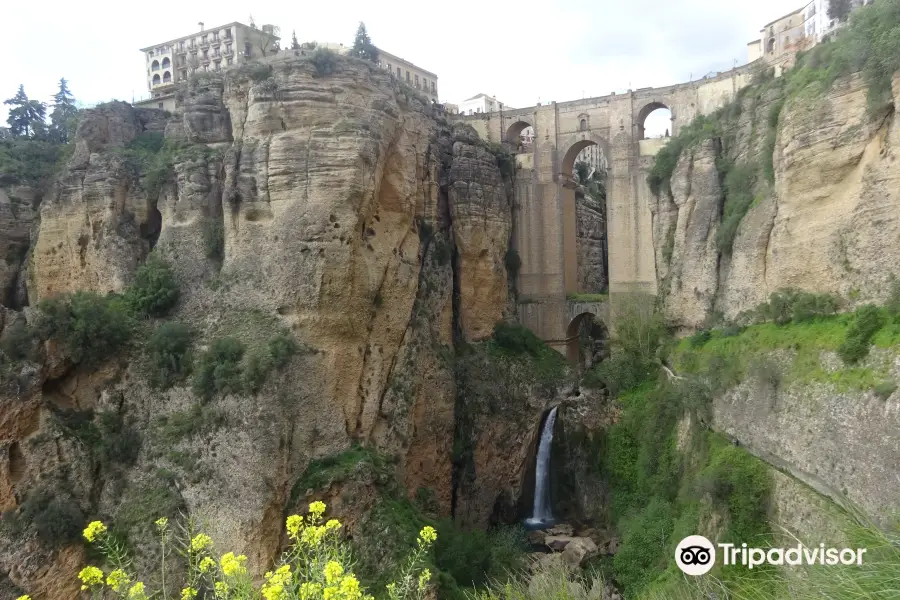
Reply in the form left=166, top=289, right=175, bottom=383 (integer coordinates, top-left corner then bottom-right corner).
left=78, top=566, right=104, bottom=589
left=199, top=556, right=216, bottom=573
left=220, top=552, right=248, bottom=577
left=286, top=514, right=304, bottom=538
left=418, top=525, right=437, bottom=546
left=261, top=566, right=292, bottom=600
left=82, top=521, right=107, bottom=543
left=155, top=517, right=169, bottom=531
left=190, top=533, right=213, bottom=553
left=323, top=586, right=338, bottom=600
left=418, top=568, right=432, bottom=591
left=16, top=596, right=31, bottom=600
left=128, top=582, right=148, bottom=600
left=215, top=581, right=229, bottom=598
left=324, top=560, right=344, bottom=584
left=339, top=574, right=362, bottom=599
left=106, top=569, right=130, bottom=593
left=325, top=518, right=341, bottom=531
left=299, top=582, right=322, bottom=600
left=308, top=500, right=326, bottom=515
left=300, top=525, right=326, bottom=546
left=181, top=587, right=198, bottom=600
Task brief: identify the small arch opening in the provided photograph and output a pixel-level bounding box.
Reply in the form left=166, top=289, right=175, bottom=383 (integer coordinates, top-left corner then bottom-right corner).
left=579, top=118, right=587, bottom=131
left=151, top=59, right=160, bottom=71
left=565, top=313, right=609, bottom=368
left=152, top=74, right=161, bottom=85
left=506, top=120, right=533, bottom=150
left=162, top=71, right=172, bottom=84
left=161, top=57, right=171, bottom=69
left=637, top=102, right=673, bottom=140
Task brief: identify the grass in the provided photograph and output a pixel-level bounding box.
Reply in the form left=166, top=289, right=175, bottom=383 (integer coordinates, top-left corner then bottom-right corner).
left=566, top=292, right=609, bottom=303
left=289, top=446, right=394, bottom=500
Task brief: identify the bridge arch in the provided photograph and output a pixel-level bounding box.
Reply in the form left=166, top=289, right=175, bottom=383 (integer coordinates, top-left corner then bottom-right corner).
left=565, top=311, right=608, bottom=366
left=637, top=101, right=673, bottom=139
left=559, top=133, right=610, bottom=178
left=506, top=120, right=533, bottom=145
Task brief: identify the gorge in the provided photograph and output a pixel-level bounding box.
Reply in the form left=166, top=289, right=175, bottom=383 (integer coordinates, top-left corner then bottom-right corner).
left=2, top=5, right=900, bottom=598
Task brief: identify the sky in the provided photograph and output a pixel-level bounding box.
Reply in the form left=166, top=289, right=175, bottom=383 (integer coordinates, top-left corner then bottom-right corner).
left=2, top=0, right=803, bottom=136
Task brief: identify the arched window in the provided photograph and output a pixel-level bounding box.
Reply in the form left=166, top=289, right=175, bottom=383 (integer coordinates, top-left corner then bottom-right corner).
left=152, top=74, right=161, bottom=85
left=151, top=60, right=160, bottom=71
left=163, top=71, right=172, bottom=83
left=580, top=118, right=587, bottom=131
left=767, top=38, right=776, bottom=53
left=162, top=57, right=171, bottom=69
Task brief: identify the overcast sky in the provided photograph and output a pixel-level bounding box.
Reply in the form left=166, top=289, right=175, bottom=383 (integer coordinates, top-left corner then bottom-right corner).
left=2, top=0, right=801, bottom=131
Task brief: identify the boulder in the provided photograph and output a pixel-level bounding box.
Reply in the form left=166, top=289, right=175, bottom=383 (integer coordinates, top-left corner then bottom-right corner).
left=561, top=537, right=599, bottom=568
left=545, top=535, right=574, bottom=551
left=546, top=523, right=574, bottom=537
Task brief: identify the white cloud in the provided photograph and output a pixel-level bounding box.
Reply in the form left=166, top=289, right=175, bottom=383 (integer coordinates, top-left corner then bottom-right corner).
left=1, top=0, right=801, bottom=124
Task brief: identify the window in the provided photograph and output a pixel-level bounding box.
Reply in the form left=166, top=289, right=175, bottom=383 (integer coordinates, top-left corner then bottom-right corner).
left=415, top=75, right=419, bottom=88
left=397, top=66, right=401, bottom=77
left=152, top=73, right=161, bottom=85
left=431, top=81, right=436, bottom=93
left=180, top=41, right=185, bottom=50
left=387, top=63, right=392, bottom=72
left=227, top=57, right=233, bottom=65
left=406, top=71, right=410, bottom=82
left=158, top=102, right=164, bottom=109
left=245, top=42, right=251, bottom=57
left=215, top=61, right=221, bottom=71
left=202, top=34, right=208, bottom=43
left=203, top=49, right=208, bottom=59
left=162, top=57, right=170, bottom=68
left=580, top=118, right=587, bottom=131
left=423, top=78, right=427, bottom=89
left=151, top=59, right=160, bottom=71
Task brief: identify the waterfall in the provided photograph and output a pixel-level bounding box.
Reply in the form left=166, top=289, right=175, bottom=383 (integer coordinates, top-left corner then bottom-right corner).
left=526, top=406, right=558, bottom=527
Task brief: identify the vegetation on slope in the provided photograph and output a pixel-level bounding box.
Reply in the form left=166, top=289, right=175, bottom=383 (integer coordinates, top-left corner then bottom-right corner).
left=649, top=0, right=900, bottom=255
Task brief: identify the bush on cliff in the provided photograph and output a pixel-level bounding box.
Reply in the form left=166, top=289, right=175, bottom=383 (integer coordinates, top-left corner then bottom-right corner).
left=838, top=304, right=884, bottom=364
left=37, top=291, right=134, bottom=366
left=146, top=321, right=193, bottom=389
left=125, top=253, right=180, bottom=317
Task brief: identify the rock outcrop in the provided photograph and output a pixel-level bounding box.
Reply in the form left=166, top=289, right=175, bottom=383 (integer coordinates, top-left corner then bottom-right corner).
left=0, top=56, right=523, bottom=599
left=652, top=73, right=900, bottom=328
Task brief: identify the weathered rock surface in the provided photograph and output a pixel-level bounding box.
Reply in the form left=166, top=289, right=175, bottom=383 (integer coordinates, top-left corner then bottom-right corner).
left=576, top=191, right=607, bottom=294
left=653, top=73, right=900, bottom=326
left=0, top=57, right=520, bottom=599
left=0, top=185, right=38, bottom=307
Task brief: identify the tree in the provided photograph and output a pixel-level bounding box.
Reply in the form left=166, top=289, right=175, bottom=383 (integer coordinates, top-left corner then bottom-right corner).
left=828, top=0, right=853, bottom=22
left=4, top=85, right=46, bottom=138
left=49, top=78, right=78, bottom=143
left=351, top=22, right=379, bottom=63
left=291, top=30, right=299, bottom=50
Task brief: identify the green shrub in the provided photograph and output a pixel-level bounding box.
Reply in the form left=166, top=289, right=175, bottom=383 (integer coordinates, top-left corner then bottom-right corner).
left=716, top=161, right=758, bottom=254
left=156, top=404, right=226, bottom=443
left=17, top=489, right=84, bottom=546
left=192, top=337, right=245, bottom=399
left=838, top=304, right=885, bottom=364
left=310, top=48, right=338, bottom=77
left=688, top=329, right=711, bottom=348
left=754, top=289, right=838, bottom=326
left=873, top=380, right=897, bottom=400
left=0, top=319, right=35, bottom=362
left=433, top=522, right=528, bottom=590
left=0, top=138, right=64, bottom=186
left=37, top=291, right=134, bottom=365
left=291, top=446, right=395, bottom=498
left=125, top=253, right=179, bottom=317
left=886, top=277, right=900, bottom=318
left=146, top=321, right=193, bottom=388
left=492, top=322, right=544, bottom=356
left=612, top=497, right=675, bottom=595
left=268, top=333, right=298, bottom=368
left=241, top=350, right=273, bottom=394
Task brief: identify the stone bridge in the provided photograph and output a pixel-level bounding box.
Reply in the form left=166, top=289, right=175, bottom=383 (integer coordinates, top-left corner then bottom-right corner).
left=452, top=64, right=755, bottom=358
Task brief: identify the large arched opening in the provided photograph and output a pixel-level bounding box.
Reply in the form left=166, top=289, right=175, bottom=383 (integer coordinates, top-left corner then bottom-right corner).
left=506, top=120, right=533, bottom=150
left=559, top=136, right=610, bottom=297
left=566, top=312, right=608, bottom=367
left=637, top=102, right=673, bottom=140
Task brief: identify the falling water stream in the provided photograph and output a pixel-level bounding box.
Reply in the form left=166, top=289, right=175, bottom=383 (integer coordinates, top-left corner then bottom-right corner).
left=525, top=406, right=558, bottom=528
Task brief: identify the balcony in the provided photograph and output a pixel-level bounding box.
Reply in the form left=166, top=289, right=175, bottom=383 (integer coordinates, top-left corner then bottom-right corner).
left=223, top=47, right=233, bottom=56
left=200, top=40, right=210, bottom=49
left=211, top=37, right=221, bottom=47
left=177, top=47, right=187, bottom=55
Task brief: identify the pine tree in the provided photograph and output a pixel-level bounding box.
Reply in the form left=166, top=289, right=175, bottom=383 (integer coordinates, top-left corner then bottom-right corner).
left=291, top=30, right=299, bottom=50
left=351, top=22, right=379, bottom=63
left=4, top=85, right=47, bottom=138
left=49, top=78, right=78, bottom=143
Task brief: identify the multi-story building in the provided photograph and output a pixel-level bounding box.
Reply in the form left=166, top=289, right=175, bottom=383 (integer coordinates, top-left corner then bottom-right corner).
left=137, top=22, right=279, bottom=111
left=458, top=93, right=507, bottom=115
left=443, top=103, right=459, bottom=115
left=376, top=50, right=439, bottom=104
left=574, top=144, right=608, bottom=176
left=749, top=0, right=874, bottom=65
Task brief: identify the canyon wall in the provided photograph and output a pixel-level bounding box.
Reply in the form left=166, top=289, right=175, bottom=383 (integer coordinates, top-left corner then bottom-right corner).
left=0, top=57, right=553, bottom=599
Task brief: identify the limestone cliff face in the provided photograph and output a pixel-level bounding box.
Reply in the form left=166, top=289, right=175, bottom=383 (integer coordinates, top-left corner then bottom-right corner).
left=652, top=73, right=900, bottom=328
left=575, top=192, right=607, bottom=294
left=0, top=186, right=38, bottom=308
left=0, top=57, right=518, bottom=599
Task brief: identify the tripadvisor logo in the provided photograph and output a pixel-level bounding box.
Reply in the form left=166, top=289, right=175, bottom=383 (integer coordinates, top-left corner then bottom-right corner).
left=675, top=535, right=868, bottom=576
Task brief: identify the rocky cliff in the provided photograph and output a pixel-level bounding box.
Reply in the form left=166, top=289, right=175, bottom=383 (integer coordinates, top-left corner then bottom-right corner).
left=652, top=73, right=900, bottom=330
left=0, top=56, right=555, bottom=599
